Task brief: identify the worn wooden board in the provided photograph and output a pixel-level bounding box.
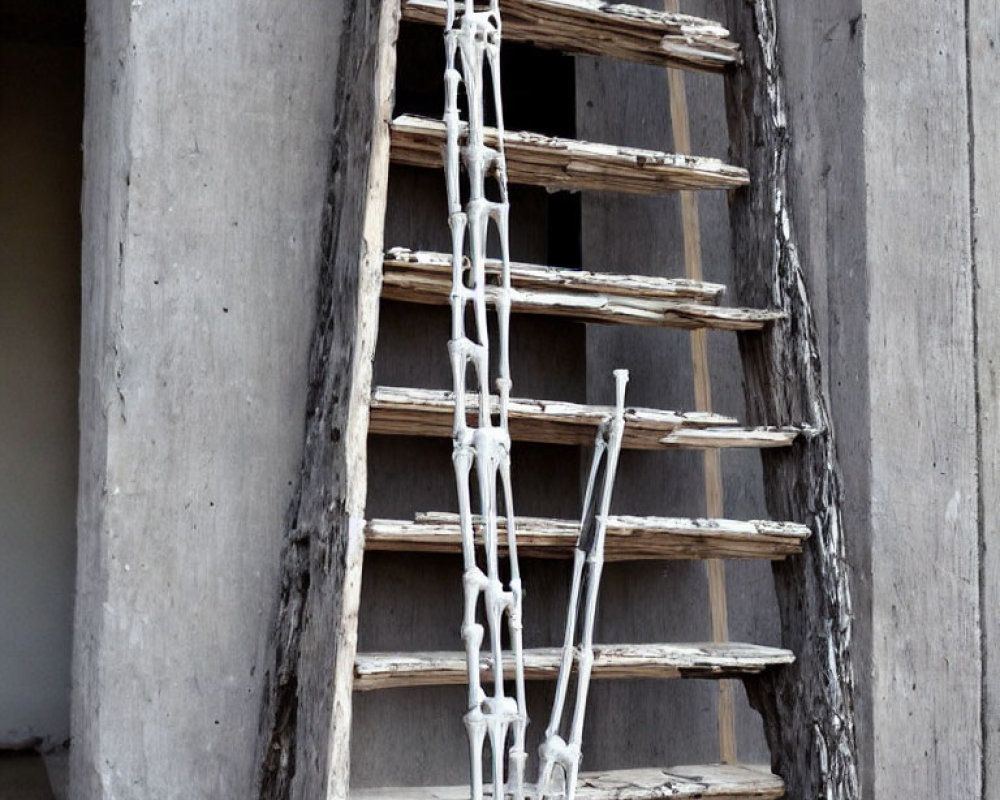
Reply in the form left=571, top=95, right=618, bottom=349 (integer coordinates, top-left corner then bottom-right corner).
left=354, top=642, right=794, bottom=690
left=385, top=248, right=726, bottom=302
left=364, top=512, right=809, bottom=560
left=402, top=0, right=741, bottom=72
left=969, top=2, right=998, bottom=796
left=390, top=115, right=749, bottom=194
left=368, top=386, right=799, bottom=449
left=382, top=251, right=781, bottom=330
left=254, top=1, right=399, bottom=798
left=352, top=764, right=783, bottom=800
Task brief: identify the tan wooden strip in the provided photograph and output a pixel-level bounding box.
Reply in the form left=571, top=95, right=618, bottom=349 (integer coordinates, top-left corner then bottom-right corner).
left=364, top=513, right=810, bottom=560
left=382, top=253, right=782, bottom=331
left=368, top=387, right=800, bottom=450
left=385, top=248, right=726, bottom=303
left=352, top=764, right=783, bottom=800
left=353, top=642, right=794, bottom=690
left=390, top=115, right=749, bottom=195
left=663, top=0, right=735, bottom=764
left=401, top=0, right=742, bottom=73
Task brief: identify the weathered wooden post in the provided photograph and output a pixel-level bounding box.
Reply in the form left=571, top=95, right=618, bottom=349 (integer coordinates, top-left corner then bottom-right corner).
left=724, top=2, right=860, bottom=798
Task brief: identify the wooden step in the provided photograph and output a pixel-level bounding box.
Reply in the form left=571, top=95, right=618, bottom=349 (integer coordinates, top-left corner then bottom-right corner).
left=352, top=764, right=783, bottom=800
left=364, top=512, right=810, bottom=561
left=354, top=642, right=794, bottom=690
left=383, top=250, right=781, bottom=331
left=401, top=0, right=741, bottom=74
left=387, top=248, right=726, bottom=303
left=368, top=387, right=800, bottom=450
left=390, top=115, right=749, bottom=195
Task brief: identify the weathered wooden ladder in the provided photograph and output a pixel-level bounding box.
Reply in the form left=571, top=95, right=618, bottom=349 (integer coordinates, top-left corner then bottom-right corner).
left=330, top=1, right=819, bottom=798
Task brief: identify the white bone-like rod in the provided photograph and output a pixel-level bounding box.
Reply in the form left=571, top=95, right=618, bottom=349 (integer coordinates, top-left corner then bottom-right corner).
left=538, top=371, right=628, bottom=800
left=401, top=0, right=742, bottom=73
left=384, top=248, right=727, bottom=303
left=381, top=267, right=782, bottom=330
left=390, top=115, right=750, bottom=195
left=363, top=514, right=811, bottom=560
left=442, top=2, right=527, bottom=798
left=352, top=642, right=796, bottom=690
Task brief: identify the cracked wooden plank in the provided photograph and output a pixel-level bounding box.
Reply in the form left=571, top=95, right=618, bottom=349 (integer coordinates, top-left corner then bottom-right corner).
left=364, top=512, right=810, bottom=560
left=401, top=0, right=741, bottom=73
left=353, top=642, right=795, bottom=690
left=352, top=764, right=782, bottom=800
left=385, top=248, right=726, bottom=303
left=390, top=115, right=749, bottom=195
left=368, top=386, right=799, bottom=450
left=382, top=250, right=781, bottom=331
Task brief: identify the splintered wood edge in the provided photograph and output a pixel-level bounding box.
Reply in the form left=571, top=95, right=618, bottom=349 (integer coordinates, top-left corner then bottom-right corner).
left=381, top=254, right=784, bottom=331
left=353, top=643, right=795, bottom=690
left=390, top=115, right=749, bottom=195
left=384, top=248, right=727, bottom=302
left=401, top=0, right=742, bottom=73
left=363, top=514, right=810, bottom=560
left=351, top=764, right=783, bottom=800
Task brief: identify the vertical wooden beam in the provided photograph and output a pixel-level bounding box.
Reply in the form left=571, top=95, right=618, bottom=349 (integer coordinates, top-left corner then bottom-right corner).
left=254, top=0, right=399, bottom=798
left=662, top=0, right=736, bottom=766
left=968, top=3, right=998, bottom=797
left=722, top=1, right=859, bottom=797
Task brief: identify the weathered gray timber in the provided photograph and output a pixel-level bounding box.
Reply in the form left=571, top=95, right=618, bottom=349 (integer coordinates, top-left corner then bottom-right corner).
left=722, top=2, right=858, bottom=798
left=353, top=764, right=784, bottom=800
left=862, top=3, right=981, bottom=799
left=253, top=1, right=399, bottom=798
left=971, top=3, right=1000, bottom=794
left=71, top=1, right=344, bottom=797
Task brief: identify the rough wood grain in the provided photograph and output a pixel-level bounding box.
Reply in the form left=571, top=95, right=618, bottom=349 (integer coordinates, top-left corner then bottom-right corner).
left=390, top=115, right=749, bottom=195
left=662, top=0, right=736, bottom=756
left=254, top=1, right=399, bottom=798
left=402, top=0, right=741, bottom=73
left=382, top=251, right=781, bottom=330
left=352, top=764, right=783, bottom=800
left=723, top=1, right=859, bottom=798
left=353, top=642, right=794, bottom=690
left=364, top=512, right=809, bottom=560
left=385, top=248, right=726, bottom=303
left=369, top=386, right=799, bottom=449
left=970, top=1, right=1000, bottom=793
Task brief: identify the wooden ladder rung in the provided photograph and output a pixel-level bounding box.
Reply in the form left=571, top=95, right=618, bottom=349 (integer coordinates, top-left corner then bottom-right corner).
left=401, top=0, right=742, bottom=73
left=383, top=250, right=782, bottom=331
left=353, top=642, right=794, bottom=691
left=352, top=764, right=783, bottom=800
left=390, top=115, right=749, bottom=195
left=368, top=386, right=801, bottom=450
left=364, top=512, right=810, bottom=561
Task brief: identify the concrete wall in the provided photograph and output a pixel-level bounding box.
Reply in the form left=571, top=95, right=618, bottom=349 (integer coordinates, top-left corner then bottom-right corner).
left=777, top=2, right=994, bottom=797
left=70, top=1, right=343, bottom=797
left=0, top=40, right=83, bottom=752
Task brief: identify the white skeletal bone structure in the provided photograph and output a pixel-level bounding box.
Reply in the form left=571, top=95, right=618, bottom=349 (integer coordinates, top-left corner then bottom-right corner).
left=537, top=369, right=628, bottom=800
left=441, top=3, right=627, bottom=798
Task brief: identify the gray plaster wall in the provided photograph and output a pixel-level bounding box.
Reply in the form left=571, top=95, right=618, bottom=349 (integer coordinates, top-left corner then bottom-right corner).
left=0, top=41, right=83, bottom=752
left=70, top=1, right=343, bottom=797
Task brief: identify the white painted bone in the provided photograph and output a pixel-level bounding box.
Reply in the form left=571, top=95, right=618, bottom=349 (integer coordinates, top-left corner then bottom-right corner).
left=537, top=370, right=629, bottom=800
left=443, top=3, right=527, bottom=800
